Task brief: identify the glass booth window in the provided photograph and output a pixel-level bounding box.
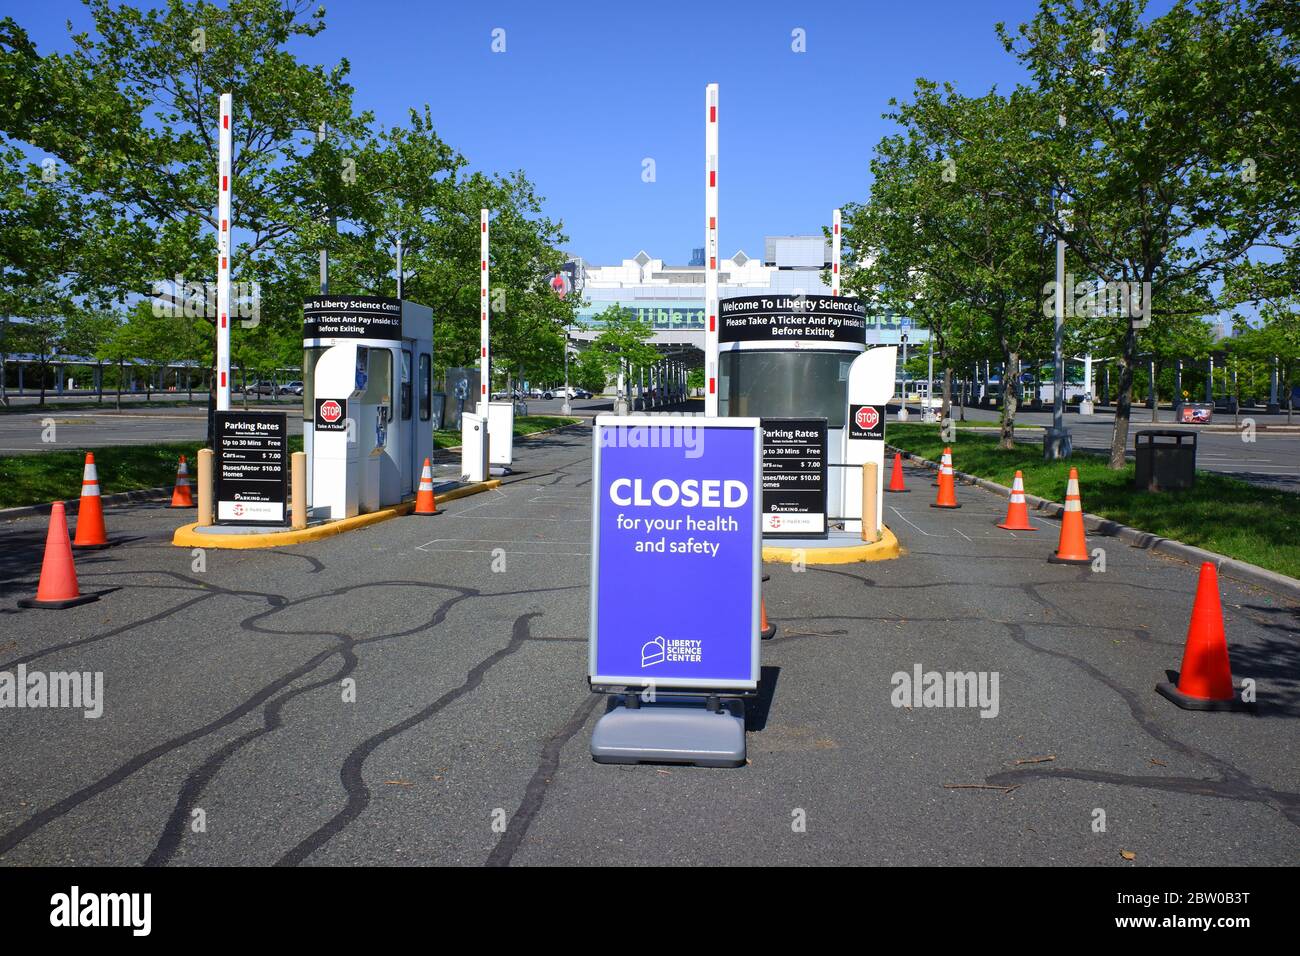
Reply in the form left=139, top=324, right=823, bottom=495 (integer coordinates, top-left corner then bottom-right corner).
left=718, top=350, right=858, bottom=428
left=360, top=348, right=391, bottom=406
left=301, top=347, right=328, bottom=421
left=419, top=354, right=431, bottom=421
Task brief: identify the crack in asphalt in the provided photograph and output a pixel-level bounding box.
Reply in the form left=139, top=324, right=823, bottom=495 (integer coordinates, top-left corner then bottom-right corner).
left=485, top=692, right=601, bottom=867
left=275, top=611, right=545, bottom=866
left=998, top=620, right=1300, bottom=829
left=0, top=578, right=586, bottom=862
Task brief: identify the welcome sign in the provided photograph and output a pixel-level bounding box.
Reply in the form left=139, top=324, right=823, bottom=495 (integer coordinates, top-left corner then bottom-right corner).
left=589, top=416, right=762, bottom=691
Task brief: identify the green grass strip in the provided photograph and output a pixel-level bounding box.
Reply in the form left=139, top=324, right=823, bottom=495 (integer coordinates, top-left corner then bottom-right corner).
left=887, top=422, right=1300, bottom=579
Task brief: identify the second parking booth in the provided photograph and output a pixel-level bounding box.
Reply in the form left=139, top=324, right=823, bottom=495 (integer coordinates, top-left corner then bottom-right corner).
left=302, top=295, right=434, bottom=520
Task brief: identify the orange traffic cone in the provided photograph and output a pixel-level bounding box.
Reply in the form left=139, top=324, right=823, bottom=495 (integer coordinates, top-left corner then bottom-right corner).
left=170, top=455, right=195, bottom=508
left=997, top=471, right=1036, bottom=531
left=1047, top=467, right=1089, bottom=564
left=18, top=502, right=99, bottom=609
left=886, top=452, right=909, bottom=493
left=72, top=452, right=110, bottom=550
left=1156, top=563, right=1254, bottom=712
left=930, top=447, right=960, bottom=509
left=760, top=572, right=776, bottom=640
left=413, top=457, right=440, bottom=515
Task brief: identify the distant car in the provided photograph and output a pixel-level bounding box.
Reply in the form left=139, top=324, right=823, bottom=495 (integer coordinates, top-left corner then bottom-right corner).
left=573, top=388, right=592, bottom=399
left=251, top=381, right=277, bottom=396
left=280, top=381, right=303, bottom=395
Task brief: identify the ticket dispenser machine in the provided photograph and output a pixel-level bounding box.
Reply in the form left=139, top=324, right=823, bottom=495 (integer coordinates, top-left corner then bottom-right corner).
left=303, top=296, right=434, bottom=520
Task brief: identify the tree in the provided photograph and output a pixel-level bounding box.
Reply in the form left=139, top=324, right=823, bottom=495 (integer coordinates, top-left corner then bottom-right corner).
left=997, top=0, right=1299, bottom=466
left=1, top=0, right=367, bottom=430
left=571, top=349, right=609, bottom=395
left=844, top=84, right=1055, bottom=449
left=7, top=309, right=67, bottom=405
left=586, top=306, right=658, bottom=406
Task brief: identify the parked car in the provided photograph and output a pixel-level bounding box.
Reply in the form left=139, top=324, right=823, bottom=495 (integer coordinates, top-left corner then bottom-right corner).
left=542, top=386, right=591, bottom=400
left=251, top=381, right=278, bottom=396
left=280, top=381, right=304, bottom=395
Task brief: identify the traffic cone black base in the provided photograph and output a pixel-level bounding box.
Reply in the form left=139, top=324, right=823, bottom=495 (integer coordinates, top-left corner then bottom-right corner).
left=1156, top=678, right=1255, bottom=713
left=888, top=488, right=911, bottom=493
left=71, top=541, right=112, bottom=552
left=1046, top=554, right=1090, bottom=566
left=761, top=623, right=777, bottom=640
left=929, top=502, right=961, bottom=509
left=18, top=592, right=98, bottom=610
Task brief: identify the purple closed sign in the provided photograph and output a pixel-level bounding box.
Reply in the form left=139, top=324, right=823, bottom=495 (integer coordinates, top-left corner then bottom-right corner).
left=589, top=416, right=762, bottom=691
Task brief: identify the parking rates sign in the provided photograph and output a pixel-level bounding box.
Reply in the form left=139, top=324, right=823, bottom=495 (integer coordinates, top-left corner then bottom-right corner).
left=589, top=415, right=762, bottom=691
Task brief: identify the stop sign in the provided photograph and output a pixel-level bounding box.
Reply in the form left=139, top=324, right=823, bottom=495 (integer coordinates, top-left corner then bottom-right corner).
left=855, top=406, right=879, bottom=430
left=320, top=400, right=343, bottom=423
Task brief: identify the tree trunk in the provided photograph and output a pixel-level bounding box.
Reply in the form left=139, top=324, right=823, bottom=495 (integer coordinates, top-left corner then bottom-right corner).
left=941, top=366, right=952, bottom=422
left=116, top=360, right=123, bottom=411
left=999, top=348, right=1020, bottom=450
left=1109, top=324, right=1138, bottom=468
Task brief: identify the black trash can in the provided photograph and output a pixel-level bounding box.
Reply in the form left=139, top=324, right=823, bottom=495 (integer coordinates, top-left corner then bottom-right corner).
left=1134, top=430, right=1197, bottom=491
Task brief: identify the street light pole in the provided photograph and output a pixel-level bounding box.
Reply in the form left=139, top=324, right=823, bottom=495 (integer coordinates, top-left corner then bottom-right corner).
left=926, top=338, right=934, bottom=423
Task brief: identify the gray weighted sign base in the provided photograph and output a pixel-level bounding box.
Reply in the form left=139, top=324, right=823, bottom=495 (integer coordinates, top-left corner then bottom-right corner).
left=591, top=696, right=746, bottom=768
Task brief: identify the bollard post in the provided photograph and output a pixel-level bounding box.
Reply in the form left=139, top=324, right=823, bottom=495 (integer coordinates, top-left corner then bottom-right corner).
left=291, top=451, right=307, bottom=530
left=197, top=448, right=214, bottom=527
left=861, top=462, right=878, bottom=542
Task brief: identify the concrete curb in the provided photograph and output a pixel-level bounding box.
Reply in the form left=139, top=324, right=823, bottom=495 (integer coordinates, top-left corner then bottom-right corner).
left=886, top=444, right=1300, bottom=603
left=0, top=486, right=173, bottom=522
left=170, top=479, right=502, bottom=550
left=762, top=526, right=902, bottom=565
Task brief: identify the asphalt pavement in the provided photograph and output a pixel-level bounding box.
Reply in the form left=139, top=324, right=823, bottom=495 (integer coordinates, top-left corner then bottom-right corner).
left=0, top=402, right=303, bottom=455
left=0, top=424, right=1296, bottom=865
left=0, top=398, right=618, bottom=456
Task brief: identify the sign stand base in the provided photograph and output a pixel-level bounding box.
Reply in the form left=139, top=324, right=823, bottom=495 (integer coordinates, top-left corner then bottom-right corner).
left=591, top=694, right=746, bottom=768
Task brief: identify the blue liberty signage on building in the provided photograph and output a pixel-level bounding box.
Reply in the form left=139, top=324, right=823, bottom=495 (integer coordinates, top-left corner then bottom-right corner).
left=589, top=416, right=762, bottom=691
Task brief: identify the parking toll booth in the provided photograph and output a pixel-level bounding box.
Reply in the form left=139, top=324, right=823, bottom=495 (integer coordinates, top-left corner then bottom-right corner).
left=717, top=295, right=867, bottom=526
left=302, top=296, right=434, bottom=521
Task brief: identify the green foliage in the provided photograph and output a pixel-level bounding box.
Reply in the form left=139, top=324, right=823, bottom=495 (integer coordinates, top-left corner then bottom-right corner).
left=571, top=349, right=609, bottom=394
left=586, top=305, right=658, bottom=382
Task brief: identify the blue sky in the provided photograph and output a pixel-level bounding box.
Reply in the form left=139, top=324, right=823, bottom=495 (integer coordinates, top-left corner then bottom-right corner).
left=11, top=0, right=1187, bottom=267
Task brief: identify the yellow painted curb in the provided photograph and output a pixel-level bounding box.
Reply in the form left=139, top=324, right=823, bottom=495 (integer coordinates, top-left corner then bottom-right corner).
left=762, top=526, right=901, bottom=565
left=171, top=479, right=502, bottom=549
